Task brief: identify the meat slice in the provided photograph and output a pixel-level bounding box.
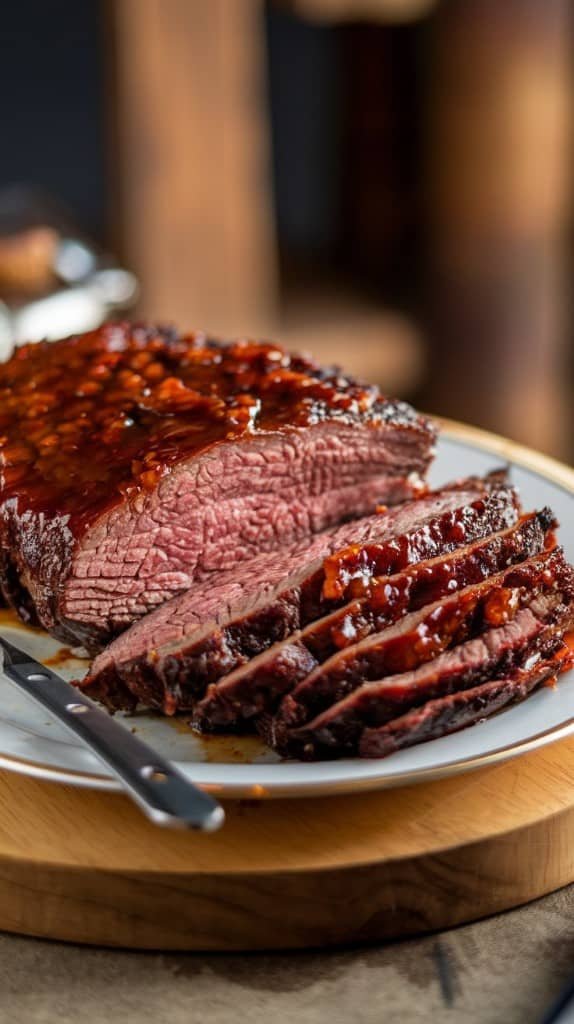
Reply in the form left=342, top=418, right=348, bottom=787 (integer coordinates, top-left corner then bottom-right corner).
left=82, top=474, right=519, bottom=712
left=268, top=586, right=574, bottom=759
left=359, top=653, right=571, bottom=758
left=0, top=322, right=436, bottom=651
left=271, top=547, right=572, bottom=737
left=194, top=509, right=553, bottom=729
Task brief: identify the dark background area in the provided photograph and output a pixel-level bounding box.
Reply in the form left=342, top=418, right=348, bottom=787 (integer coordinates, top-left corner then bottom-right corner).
left=0, top=1, right=422, bottom=298
left=0, top=1, right=106, bottom=239
left=0, top=0, right=571, bottom=459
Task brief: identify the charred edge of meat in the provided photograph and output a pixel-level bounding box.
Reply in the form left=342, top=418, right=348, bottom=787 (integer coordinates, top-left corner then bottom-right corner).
left=267, top=590, right=574, bottom=759
left=320, top=485, right=522, bottom=601
left=358, top=648, right=570, bottom=758
left=275, top=546, right=568, bottom=735
left=191, top=508, right=555, bottom=731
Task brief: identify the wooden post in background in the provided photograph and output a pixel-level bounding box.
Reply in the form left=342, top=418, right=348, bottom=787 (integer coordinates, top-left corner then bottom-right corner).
left=424, top=0, right=572, bottom=459
left=107, top=0, right=277, bottom=336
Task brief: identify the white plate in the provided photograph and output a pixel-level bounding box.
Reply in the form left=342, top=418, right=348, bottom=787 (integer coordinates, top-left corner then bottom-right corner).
left=1, top=422, right=573, bottom=798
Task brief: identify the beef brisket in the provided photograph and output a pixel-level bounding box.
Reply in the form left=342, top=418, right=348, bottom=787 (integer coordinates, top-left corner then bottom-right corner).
left=359, top=655, right=568, bottom=758
left=0, top=323, right=436, bottom=650
left=271, top=547, right=568, bottom=737
left=194, top=509, right=552, bottom=729
left=6, top=319, right=574, bottom=764
left=268, top=586, right=574, bottom=759
left=82, top=474, right=519, bottom=712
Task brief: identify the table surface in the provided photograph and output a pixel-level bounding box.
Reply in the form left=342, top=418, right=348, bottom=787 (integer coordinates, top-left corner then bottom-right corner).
left=1, top=885, right=572, bottom=1024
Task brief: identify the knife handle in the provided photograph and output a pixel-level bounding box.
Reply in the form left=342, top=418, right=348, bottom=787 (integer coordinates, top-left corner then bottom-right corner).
left=3, top=657, right=224, bottom=832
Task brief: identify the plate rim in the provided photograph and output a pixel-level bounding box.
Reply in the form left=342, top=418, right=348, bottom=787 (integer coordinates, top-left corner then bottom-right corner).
left=2, top=418, right=574, bottom=798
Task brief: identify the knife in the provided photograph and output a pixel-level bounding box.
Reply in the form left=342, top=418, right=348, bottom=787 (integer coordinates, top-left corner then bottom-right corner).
left=0, top=636, right=224, bottom=832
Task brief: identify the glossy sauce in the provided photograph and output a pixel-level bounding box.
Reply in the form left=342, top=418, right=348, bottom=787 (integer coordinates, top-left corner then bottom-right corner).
left=0, top=322, right=400, bottom=531
left=361, top=558, right=569, bottom=703
left=43, top=646, right=79, bottom=668
left=550, top=629, right=574, bottom=678
left=0, top=605, right=45, bottom=635
left=356, top=587, right=516, bottom=680
left=165, top=716, right=270, bottom=763
left=281, top=549, right=567, bottom=730
left=322, top=494, right=519, bottom=600
left=563, top=629, right=574, bottom=654
left=317, top=535, right=532, bottom=657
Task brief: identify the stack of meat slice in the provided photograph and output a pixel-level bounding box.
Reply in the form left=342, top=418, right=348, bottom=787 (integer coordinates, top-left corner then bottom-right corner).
left=264, top=548, right=573, bottom=759
left=81, top=466, right=574, bottom=760
left=85, top=467, right=517, bottom=709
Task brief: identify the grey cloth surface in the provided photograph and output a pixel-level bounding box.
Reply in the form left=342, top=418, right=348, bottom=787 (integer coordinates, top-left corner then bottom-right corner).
left=1, top=886, right=573, bottom=1024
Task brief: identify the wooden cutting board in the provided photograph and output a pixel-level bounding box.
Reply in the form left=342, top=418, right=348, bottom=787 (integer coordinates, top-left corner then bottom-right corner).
left=1, top=733, right=574, bottom=950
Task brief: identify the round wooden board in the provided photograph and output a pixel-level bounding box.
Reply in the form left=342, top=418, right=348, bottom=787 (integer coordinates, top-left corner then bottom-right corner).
left=2, top=734, right=574, bottom=950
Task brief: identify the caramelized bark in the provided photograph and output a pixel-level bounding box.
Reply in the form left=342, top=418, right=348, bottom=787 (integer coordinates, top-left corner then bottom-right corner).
left=359, top=651, right=572, bottom=758
left=0, top=322, right=426, bottom=530
left=270, top=604, right=572, bottom=760
left=274, top=547, right=572, bottom=736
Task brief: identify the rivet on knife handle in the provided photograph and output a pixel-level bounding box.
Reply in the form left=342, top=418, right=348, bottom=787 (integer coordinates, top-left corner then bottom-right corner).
left=0, top=638, right=224, bottom=832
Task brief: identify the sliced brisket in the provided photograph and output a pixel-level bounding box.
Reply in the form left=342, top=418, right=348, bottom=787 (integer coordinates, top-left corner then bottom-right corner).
left=358, top=654, right=568, bottom=758
left=268, top=586, right=574, bottom=759
left=83, top=474, right=519, bottom=712
left=6, top=320, right=574, bottom=765
left=194, top=509, right=552, bottom=729
left=270, top=547, right=569, bottom=737
left=0, top=323, right=436, bottom=651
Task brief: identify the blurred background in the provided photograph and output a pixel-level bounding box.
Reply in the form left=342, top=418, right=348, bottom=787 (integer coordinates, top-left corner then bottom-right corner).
left=0, top=0, right=572, bottom=458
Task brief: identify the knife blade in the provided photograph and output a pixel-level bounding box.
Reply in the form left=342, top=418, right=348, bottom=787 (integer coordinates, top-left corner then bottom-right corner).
left=0, top=636, right=224, bottom=832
